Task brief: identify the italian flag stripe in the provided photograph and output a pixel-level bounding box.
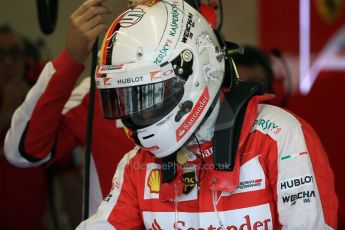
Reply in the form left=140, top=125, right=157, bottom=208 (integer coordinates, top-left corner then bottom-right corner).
left=281, top=152, right=308, bottom=160
left=281, top=155, right=291, bottom=160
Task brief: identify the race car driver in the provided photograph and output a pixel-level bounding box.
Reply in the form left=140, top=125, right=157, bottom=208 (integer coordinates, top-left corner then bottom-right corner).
left=77, top=0, right=338, bottom=229
left=3, top=0, right=224, bottom=216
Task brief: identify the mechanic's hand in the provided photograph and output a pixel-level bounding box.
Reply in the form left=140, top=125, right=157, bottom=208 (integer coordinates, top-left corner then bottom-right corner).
left=66, top=0, right=112, bottom=64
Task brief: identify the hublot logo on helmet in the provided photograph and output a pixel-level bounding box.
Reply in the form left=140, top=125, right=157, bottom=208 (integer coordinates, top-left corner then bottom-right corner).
left=117, top=76, right=143, bottom=85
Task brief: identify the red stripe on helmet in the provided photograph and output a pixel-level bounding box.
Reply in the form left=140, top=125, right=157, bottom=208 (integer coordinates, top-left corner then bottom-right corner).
left=100, top=10, right=129, bottom=65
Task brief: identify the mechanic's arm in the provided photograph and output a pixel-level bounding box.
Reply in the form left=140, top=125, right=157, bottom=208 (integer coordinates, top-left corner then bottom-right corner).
left=268, top=121, right=338, bottom=229
left=77, top=147, right=143, bottom=229
left=4, top=0, right=111, bottom=167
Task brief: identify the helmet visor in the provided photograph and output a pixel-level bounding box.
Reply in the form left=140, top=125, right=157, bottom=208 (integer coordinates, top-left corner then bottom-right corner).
left=96, top=62, right=185, bottom=121
left=99, top=78, right=184, bottom=120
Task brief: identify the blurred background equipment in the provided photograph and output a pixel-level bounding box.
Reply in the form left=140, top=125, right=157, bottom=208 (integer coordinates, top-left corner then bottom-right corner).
left=36, top=0, right=58, bottom=35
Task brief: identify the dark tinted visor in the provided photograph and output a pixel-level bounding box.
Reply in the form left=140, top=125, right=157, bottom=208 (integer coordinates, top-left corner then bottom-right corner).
left=99, top=76, right=185, bottom=122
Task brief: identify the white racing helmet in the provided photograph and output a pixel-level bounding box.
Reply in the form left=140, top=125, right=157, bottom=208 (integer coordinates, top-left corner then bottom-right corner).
left=96, top=0, right=226, bottom=158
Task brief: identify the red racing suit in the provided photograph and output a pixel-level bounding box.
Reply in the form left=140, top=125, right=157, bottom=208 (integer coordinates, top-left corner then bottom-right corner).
left=4, top=51, right=135, bottom=214
left=77, top=95, right=338, bottom=229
